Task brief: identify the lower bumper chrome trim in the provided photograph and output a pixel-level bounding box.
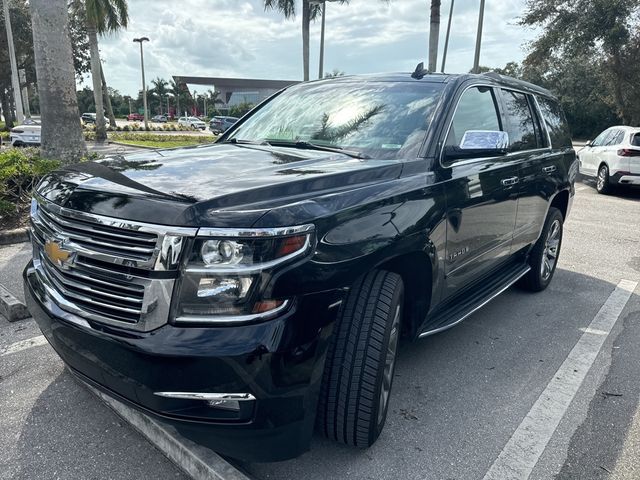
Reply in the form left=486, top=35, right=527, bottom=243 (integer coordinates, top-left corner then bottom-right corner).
left=154, top=392, right=256, bottom=401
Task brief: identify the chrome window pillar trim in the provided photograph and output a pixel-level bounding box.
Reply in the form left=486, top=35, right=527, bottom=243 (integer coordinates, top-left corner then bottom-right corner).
left=197, top=224, right=315, bottom=238
left=174, top=299, right=291, bottom=325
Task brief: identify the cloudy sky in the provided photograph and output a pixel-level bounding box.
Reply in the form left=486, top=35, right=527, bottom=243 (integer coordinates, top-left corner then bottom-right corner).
left=94, top=0, right=539, bottom=96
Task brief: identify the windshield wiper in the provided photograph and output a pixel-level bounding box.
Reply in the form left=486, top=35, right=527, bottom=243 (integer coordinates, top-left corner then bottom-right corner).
left=266, top=140, right=370, bottom=159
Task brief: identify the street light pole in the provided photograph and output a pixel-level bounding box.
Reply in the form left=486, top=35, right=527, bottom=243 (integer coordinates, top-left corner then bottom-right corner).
left=3, top=0, right=24, bottom=124
left=133, top=37, right=149, bottom=128
left=441, top=0, right=455, bottom=73
left=472, top=0, right=485, bottom=74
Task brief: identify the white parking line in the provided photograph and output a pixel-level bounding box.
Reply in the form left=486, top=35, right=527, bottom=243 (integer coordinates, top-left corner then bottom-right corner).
left=0, top=335, right=47, bottom=356
left=575, top=185, right=589, bottom=192
left=483, top=279, right=638, bottom=480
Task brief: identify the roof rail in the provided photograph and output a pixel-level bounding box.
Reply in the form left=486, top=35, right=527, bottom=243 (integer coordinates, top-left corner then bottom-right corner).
left=482, top=71, right=503, bottom=80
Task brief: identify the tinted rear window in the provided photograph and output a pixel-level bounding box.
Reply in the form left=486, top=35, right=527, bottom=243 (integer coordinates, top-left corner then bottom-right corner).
left=501, top=90, right=538, bottom=152
left=632, top=133, right=640, bottom=147
left=536, top=96, right=572, bottom=148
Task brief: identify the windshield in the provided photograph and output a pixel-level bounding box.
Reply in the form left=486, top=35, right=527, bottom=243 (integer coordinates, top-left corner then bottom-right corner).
left=227, top=81, right=444, bottom=160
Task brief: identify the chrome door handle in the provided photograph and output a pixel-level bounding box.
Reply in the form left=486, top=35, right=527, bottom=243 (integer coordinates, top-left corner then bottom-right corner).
left=543, top=166, right=557, bottom=174
left=501, top=177, right=519, bottom=187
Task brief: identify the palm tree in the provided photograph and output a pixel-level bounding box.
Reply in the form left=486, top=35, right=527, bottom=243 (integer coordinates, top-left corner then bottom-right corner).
left=265, top=0, right=349, bottom=81
left=150, top=77, right=168, bottom=115
left=29, top=0, right=86, bottom=162
left=429, top=1, right=441, bottom=72
left=170, top=79, right=187, bottom=118
left=74, top=0, right=129, bottom=141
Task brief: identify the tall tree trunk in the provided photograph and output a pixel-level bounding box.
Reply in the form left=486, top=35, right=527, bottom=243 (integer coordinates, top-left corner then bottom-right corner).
left=87, top=25, right=107, bottom=141
left=429, top=0, right=441, bottom=72
left=101, top=65, right=117, bottom=127
left=610, top=49, right=629, bottom=124
left=302, top=0, right=310, bottom=81
left=29, top=0, right=86, bottom=162
left=0, top=90, right=14, bottom=129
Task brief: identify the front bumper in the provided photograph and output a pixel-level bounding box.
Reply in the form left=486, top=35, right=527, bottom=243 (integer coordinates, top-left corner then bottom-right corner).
left=24, top=262, right=345, bottom=462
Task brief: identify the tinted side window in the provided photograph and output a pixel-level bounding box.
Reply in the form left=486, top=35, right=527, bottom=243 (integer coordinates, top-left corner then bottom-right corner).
left=632, top=133, right=640, bottom=147
left=536, top=97, right=572, bottom=148
left=445, top=87, right=501, bottom=147
left=501, top=90, right=538, bottom=152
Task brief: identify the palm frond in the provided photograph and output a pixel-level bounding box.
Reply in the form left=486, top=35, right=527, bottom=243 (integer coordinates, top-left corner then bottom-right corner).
left=264, top=0, right=296, bottom=19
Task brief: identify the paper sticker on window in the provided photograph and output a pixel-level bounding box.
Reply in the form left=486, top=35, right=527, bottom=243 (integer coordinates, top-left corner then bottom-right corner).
left=460, top=130, right=508, bottom=150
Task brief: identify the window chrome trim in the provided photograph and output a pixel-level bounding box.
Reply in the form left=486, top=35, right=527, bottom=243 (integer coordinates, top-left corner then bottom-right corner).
left=439, top=83, right=555, bottom=168
left=174, top=299, right=291, bottom=325
left=197, top=224, right=315, bottom=238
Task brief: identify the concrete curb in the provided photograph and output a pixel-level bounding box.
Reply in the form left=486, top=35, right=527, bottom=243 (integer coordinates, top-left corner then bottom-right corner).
left=85, top=384, right=251, bottom=480
left=0, top=284, right=29, bottom=322
left=0, top=227, right=29, bottom=245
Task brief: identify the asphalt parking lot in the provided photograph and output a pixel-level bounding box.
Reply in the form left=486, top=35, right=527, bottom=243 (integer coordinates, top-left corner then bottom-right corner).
left=1, top=177, right=639, bottom=480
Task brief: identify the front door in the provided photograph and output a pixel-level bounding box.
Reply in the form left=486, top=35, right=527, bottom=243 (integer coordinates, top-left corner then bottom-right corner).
left=437, top=86, right=520, bottom=300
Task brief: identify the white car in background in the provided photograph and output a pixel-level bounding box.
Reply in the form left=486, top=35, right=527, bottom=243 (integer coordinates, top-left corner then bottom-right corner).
left=177, top=116, right=206, bottom=130
left=10, top=121, right=41, bottom=147
left=578, top=125, right=640, bottom=193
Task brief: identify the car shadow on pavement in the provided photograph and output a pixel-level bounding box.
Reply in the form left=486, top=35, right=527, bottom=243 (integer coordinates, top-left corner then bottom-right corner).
left=11, top=368, right=187, bottom=480
left=240, top=268, right=640, bottom=480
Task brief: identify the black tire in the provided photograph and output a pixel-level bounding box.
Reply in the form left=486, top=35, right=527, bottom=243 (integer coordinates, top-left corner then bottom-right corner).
left=596, top=164, right=612, bottom=194
left=519, top=207, right=563, bottom=292
left=318, top=270, right=404, bottom=447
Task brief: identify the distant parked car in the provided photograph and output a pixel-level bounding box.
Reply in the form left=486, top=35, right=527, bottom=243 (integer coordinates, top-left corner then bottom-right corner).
left=178, top=116, right=206, bottom=130
left=152, top=115, right=168, bottom=123
left=578, top=126, right=640, bottom=193
left=127, top=113, right=145, bottom=121
left=10, top=123, right=41, bottom=147
left=81, top=113, right=96, bottom=124
left=209, top=116, right=239, bottom=134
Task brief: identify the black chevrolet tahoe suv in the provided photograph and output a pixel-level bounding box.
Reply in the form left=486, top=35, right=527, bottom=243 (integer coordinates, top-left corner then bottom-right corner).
left=24, top=70, right=577, bottom=462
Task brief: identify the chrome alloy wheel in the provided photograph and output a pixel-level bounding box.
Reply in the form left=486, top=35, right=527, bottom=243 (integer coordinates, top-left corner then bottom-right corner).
left=378, top=304, right=401, bottom=425
left=597, top=166, right=607, bottom=191
left=541, top=219, right=561, bottom=281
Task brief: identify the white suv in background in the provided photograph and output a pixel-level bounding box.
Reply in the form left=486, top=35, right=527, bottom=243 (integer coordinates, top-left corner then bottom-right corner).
left=578, top=126, right=640, bottom=193
left=177, top=116, right=207, bottom=130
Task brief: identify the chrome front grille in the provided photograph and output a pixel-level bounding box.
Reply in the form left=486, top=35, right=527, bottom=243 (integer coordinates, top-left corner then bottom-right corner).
left=35, top=202, right=158, bottom=262
left=29, top=196, right=197, bottom=331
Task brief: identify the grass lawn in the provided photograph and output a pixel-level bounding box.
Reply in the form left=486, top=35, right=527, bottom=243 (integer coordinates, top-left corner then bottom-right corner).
left=108, top=133, right=216, bottom=149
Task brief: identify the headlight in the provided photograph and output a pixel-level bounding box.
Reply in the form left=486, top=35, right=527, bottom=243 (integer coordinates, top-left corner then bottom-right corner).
left=173, top=225, right=314, bottom=324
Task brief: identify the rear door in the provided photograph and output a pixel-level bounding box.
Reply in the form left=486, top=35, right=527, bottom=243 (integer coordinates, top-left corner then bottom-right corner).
left=510, top=94, right=569, bottom=252
left=438, top=85, right=520, bottom=299
left=585, top=129, right=615, bottom=174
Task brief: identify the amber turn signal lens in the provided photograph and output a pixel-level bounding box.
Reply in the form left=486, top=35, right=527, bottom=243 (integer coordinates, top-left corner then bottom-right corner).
left=276, top=235, right=307, bottom=258
left=252, top=300, right=285, bottom=314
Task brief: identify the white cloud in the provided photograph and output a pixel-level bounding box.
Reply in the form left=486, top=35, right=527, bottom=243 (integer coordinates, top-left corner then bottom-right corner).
left=90, top=0, right=538, bottom=96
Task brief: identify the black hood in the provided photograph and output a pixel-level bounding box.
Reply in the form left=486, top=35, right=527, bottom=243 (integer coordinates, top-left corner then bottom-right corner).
left=37, top=143, right=403, bottom=228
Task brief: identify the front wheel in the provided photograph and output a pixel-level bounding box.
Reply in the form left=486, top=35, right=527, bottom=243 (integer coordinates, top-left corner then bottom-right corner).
left=519, top=207, right=564, bottom=292
left=317, top=270, right=404, bottom=447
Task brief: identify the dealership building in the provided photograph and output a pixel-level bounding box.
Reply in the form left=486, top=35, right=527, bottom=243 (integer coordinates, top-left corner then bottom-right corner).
left=172, top=76, right=298, bottom=112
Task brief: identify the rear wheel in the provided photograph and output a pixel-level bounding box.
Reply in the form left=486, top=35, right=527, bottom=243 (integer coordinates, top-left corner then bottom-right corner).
left=519, top=207, right=563, bottom=292
left=596, top=164, right=612, bottom=194
left=318, top=270, right=403, bottom=447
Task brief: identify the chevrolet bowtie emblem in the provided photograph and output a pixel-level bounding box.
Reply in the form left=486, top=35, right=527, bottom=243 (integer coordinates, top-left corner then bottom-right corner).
left=44, top=239, right=74, bottom=269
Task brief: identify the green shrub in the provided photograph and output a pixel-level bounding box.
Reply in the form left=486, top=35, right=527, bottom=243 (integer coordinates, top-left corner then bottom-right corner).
left=0, top=131, right=9, bottom=141
left=122, top=125, right=130, bottom=132
left=0, top=148, right=60, bottom=216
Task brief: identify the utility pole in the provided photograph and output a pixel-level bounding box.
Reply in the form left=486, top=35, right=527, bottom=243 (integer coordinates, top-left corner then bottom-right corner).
left=441, top=0, right=455, bottom=73
left=3, top=0, right=24, bottom=124
left=133, top=37, right=149, bottom=128
left=428, top=0, right=441, bottom=72
left=472, top=0, right=485, bottom=74
left=319, top=1, right=326, bottom=79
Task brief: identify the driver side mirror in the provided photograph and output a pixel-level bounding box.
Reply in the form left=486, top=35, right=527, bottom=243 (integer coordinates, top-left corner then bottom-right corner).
left=585, top=140, right=593, bottom=147
left=443, top=130, right=509, bottom=162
